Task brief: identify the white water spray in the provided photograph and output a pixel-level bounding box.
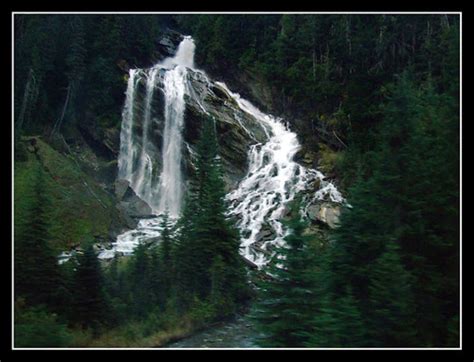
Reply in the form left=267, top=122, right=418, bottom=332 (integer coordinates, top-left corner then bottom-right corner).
left=217, top=83, right=344, bottom=267
left=156, top=66, right=187, bottom=217
left=118, top=68, right=139, bottom=180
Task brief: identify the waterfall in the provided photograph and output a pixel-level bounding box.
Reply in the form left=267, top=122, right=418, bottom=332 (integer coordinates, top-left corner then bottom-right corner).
left=156, top=66, right=187, bottom=217
left=116, top=36, right=195, bottom=214
left=97, top=35, right=343, bottom=263
left=97, top=37, right=195, bottom=258
left=217, top=82, right=344, bottom=267
left=118, top=68, right=139, bottom=181
left=132, top=66, right=160, bottom=207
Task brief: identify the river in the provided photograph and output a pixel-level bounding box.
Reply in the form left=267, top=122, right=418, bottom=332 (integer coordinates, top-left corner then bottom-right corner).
left=165, top=314, right=259, bottom=348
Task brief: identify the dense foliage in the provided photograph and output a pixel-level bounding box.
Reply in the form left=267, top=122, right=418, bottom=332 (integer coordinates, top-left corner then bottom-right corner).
left=251, top=201, right=319, bottom=347
left=14, top=15, right=175, bottom=139
left=14, top=115, right=250, bottom=346
left=237, top=18, right=459, bottom=347
left=176, top=14, right=459, bottom=183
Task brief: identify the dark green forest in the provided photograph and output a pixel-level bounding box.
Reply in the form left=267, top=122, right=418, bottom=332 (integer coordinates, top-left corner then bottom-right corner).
left=13, top=14, right=460, bottom=348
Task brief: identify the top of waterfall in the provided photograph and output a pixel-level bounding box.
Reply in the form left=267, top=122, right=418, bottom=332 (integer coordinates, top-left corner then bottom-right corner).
left=161, top=36, right=196, bottom=69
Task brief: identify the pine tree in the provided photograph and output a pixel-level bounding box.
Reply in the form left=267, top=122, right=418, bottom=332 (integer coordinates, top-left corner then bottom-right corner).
left=252, top=201, right=317, bottom=347
left=148, top=244, right=164, bottom=308
left=366, top=239, right=415, bottom=346
left=127, top=242, right=155, bottom=318
left=14, top=162, right=62, bottom=310
left=71, top=242, right=107, bottom=331
left=173, top=116, right=248, bottom=312
left=172, top=193, right=201, bottom=309
left=305, top=241, right=366, bottom=347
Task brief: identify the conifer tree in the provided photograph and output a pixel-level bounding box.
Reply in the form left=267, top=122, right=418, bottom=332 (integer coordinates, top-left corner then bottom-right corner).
left=71, top=242, right=107, bottom=330
left=173, top=116, right=248, bottom=311
left=366, top=239, right=415, bottom=346
left=148, top=244, right=164, bottom=308
left=252, top=201, right=317, bottom=347
left=304, top=241, right=366, bottom=347
left=127, top=242, right=154, bottom=318
left=172, top=194, right=201, bottom=309
left=14, top=162, right=62, bottom=310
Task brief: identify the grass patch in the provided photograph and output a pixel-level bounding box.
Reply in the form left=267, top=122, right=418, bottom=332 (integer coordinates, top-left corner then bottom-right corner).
left=14, top=136, right=122, bottom=250
left=69, top=311, right=211, bottom=348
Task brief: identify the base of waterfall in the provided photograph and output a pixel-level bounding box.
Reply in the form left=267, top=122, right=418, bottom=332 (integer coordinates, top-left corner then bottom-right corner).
left=98, top=215, right=170, bottom=259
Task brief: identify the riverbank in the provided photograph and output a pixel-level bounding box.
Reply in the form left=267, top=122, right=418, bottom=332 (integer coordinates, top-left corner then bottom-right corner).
left=68, top=304, right=256, bottom=348
left=165, top=314, right=257, bottom=348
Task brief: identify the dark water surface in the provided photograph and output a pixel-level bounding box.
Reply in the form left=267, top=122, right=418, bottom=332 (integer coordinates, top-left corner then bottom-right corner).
left=165, top=315, right=259, bottom=348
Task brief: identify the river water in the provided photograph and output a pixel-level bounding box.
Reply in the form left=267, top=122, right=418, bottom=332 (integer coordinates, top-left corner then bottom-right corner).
left=165, top=314, right=259, bottom=348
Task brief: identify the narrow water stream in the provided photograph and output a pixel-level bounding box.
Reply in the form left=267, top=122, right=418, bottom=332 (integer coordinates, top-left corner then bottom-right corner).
left=165, top=314, right=259, bottom=348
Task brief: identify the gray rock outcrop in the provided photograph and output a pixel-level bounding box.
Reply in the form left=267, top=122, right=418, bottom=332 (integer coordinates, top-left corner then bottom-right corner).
left=307, top=202, right=341, bottom=229
left=115, top=179, right=154, bottom=218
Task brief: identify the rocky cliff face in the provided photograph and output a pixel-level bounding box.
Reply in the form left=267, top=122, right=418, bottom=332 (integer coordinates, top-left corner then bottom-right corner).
left=178, top=68, right=270, bottom=190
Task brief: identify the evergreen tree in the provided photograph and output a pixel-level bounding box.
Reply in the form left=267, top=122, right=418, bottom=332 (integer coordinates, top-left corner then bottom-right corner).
left=14, top=162, right=62, bottom=310
left=103, top=253, right=129, bottom=326
left=127, top=242, right=154, bottom=318
left=305, top=242, right=365, bottom=347
left=71, top=242, right=107, bottom=331
left=252, top=201, right=317, bottom=347
left=173, top=117, right=248, bottom=312
left=148, top=244, right=164, bottom=308
left=172, top=194, right=200, bottom=309
left=15, top=302, right=72, bottom=347
left=366, top=239, right=415, bottom=346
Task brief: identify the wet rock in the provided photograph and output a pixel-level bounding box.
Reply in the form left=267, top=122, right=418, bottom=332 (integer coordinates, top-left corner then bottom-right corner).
left=255, top=223, right=275, bottom=243
left=98, top=160, right=118, bottom=185
left=179, top=69, right=270, bottom=190
left=154, top=29, right=184, bottom=61
left=115, top=179, right=131, bottom=200
left=120, top=199, right=153, bottom=218
left=281, top=205, right=293, bottom=220
left=307, top=203, right=341, bottom=229
left=114, top=179, right=153, bottom=218
left=302, top=151, right=316, bottom=166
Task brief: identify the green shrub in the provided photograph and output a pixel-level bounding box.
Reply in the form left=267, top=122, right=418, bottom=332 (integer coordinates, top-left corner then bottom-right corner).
left=15, top=304, right=72, bottom=347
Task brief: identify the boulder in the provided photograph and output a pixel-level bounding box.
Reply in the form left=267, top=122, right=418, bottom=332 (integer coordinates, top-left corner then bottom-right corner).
left=114, top=179, right=153, bottom=218
left=302, top=152, right=316, bottom=165
left=307, top=203, right=341, bottom=229
left=183, top=69, right=270, bottom=190
left=115, top=179, right=131, bottom=200
left=120, top=199, right=153, bottom=218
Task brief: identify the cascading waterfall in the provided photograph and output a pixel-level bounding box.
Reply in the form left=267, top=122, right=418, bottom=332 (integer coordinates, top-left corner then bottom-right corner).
left=218, top=83, right=344, bottom=267
left=98, top=37, right=195, bottom=258
left=97, top=35, right=344, bottom=264
left=117, top=36, right=195, bottom=213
